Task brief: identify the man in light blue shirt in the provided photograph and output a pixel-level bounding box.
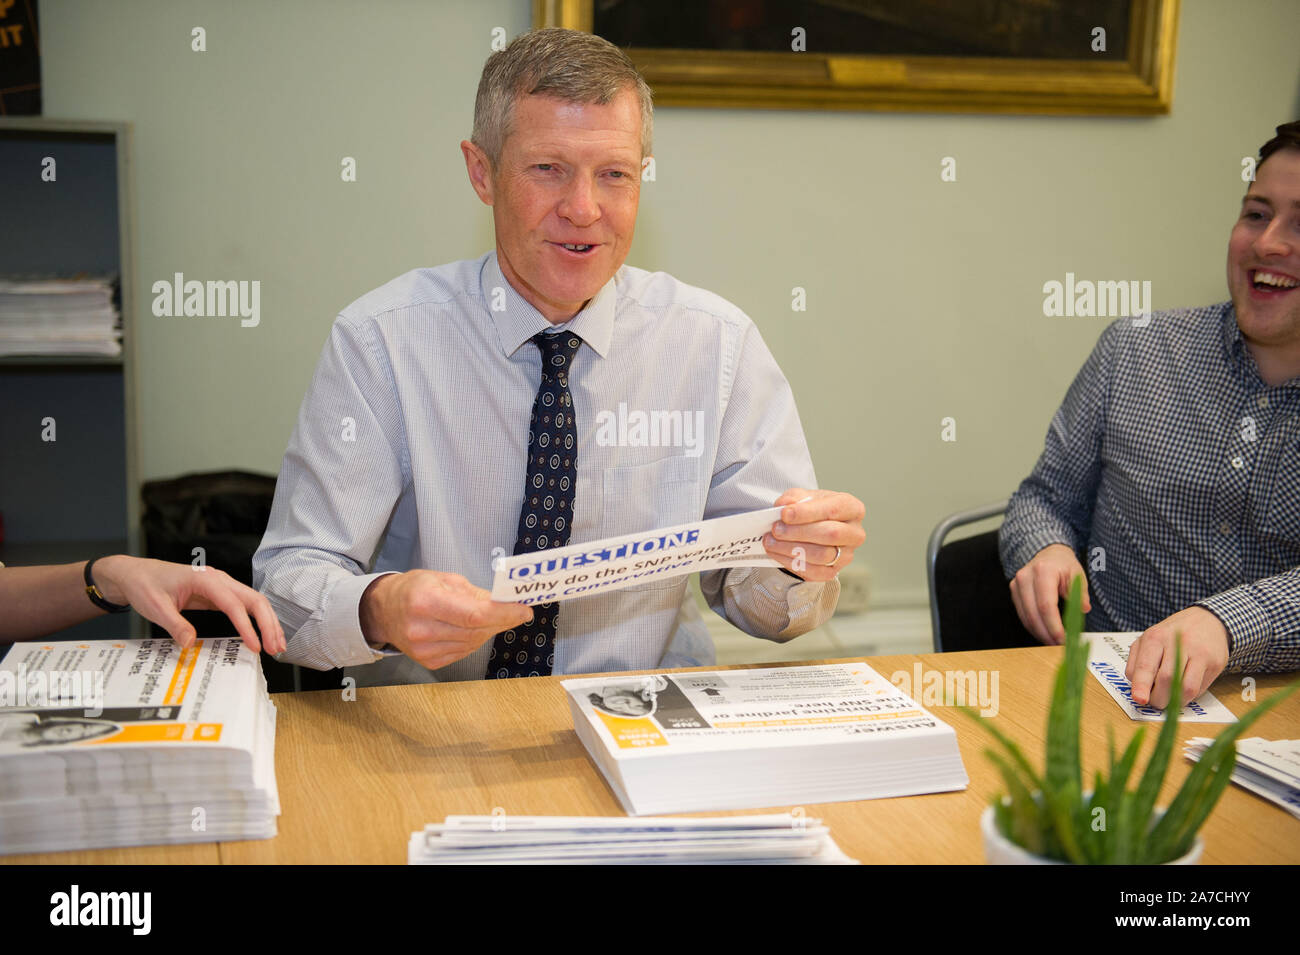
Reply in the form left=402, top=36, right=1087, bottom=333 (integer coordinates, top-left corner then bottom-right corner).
left=253, top=28, right=866, bottom=684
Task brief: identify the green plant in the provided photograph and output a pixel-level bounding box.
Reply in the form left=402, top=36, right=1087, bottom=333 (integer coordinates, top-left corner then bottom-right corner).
left=968, top=576, right=1298, bottom=864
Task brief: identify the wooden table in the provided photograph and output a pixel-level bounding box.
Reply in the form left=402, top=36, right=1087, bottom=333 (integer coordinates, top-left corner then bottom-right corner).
left=6, top=647, right=1298, bottom=864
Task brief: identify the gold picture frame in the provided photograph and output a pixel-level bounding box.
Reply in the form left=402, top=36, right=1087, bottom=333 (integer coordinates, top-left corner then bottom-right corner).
left=533, top=0, right=1179, bottom=116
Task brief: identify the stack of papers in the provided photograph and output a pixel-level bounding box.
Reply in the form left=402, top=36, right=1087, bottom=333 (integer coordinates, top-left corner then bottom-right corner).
left=561, top=662, right=969, bottom=815
left=408, top=814, right=858, bottom=864
left=1184, top=737, right=1300, bottom=819
left=0, top=276, right=121, bottom=357
left=0, top=638, right=279, bottom=854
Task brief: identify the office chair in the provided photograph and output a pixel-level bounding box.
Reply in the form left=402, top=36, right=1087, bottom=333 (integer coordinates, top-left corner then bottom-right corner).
left=926, top=500, right=1038, bottom=653
left=142, top=470, right=342, bottom=693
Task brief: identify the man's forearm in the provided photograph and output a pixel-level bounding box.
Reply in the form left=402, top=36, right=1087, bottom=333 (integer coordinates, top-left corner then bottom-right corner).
left=999, top=326, right=1114, bottom=579
left=998, top=483, right=1085, bottom=578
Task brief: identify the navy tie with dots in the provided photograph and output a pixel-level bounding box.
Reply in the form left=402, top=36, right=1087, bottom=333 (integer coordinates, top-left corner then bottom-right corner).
left=488, top=330, right=582, bottom=679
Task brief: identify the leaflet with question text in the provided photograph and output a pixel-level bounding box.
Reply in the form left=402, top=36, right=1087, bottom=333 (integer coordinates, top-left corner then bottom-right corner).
left=490, top=506, right=782, bottom=606
left=1084, top=632, right=1236, bottom=723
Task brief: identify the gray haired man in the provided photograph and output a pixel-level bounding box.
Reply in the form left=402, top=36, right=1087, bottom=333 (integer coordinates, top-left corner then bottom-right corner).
left=254, top=28, right=865, bottom=684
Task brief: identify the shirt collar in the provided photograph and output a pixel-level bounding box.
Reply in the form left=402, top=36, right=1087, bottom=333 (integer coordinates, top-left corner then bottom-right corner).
left=1219, top=299, right=1246, bottom=362
left=480, top=250, right=615, bottom=359
left=1220, top=299, right=1300, bottom=390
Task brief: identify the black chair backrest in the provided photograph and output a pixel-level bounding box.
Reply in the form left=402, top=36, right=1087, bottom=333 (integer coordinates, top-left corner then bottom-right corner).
left=142, top=470, right=277, bottom=586
left=141, top=469, right=340, bottom=692
left=933, top=529, right=1038, bottom=653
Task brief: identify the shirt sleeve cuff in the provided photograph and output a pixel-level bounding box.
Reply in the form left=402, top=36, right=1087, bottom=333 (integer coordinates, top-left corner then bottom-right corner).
left=325, top=571, right=399, bottom=666
left=1196, top=588, right=1269, bottom=671
left=1002, top=529, right=1079, bottom=580
left=780, top=573, right=840, bottom=639
left=727, top=566, right=839, bottom=640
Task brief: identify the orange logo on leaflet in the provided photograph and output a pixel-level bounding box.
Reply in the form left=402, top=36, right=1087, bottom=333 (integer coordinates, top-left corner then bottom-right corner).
left=594, top=710, right=668, bottom=749
left=87, top=722, right=225, bottom=744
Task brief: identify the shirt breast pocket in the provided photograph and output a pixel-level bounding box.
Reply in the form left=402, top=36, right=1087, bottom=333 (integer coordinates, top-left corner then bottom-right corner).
left=601, top=456, right=702, bottom=591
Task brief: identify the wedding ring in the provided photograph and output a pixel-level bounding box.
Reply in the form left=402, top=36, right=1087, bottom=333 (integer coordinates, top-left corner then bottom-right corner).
left=827, top=546, right=842, bottom=567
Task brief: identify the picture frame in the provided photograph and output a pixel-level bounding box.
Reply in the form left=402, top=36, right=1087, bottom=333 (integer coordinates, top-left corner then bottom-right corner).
left=533, top=0, right=1179, bottom=115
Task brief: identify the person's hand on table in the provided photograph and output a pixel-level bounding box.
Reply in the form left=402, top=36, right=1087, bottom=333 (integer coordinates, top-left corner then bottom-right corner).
left=1009, top=543, right=1092, bottom=645
left=1124, top=607, right=1230, bottom=709
left=93, top=555, right=285, bottom=654
left=360, top=570, right=533, bottom=669
left=763, top=488, right=866, bottom=582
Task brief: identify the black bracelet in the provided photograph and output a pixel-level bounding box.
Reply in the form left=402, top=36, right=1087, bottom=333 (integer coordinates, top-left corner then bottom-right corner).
left=84, top=557, right=131, bottom=613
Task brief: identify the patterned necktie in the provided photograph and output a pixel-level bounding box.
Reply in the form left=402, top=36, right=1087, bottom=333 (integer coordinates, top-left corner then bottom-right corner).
left=488, top=330, right=582, bottom=678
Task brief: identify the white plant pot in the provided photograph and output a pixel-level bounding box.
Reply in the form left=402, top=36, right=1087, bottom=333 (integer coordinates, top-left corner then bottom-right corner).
left=981, top=804, right=1204, bottom=865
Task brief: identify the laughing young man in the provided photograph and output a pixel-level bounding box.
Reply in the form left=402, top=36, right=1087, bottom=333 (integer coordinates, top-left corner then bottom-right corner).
left=1000, top=121, right=1300, bottom=708
left=253, top=29, right=864, bottom=684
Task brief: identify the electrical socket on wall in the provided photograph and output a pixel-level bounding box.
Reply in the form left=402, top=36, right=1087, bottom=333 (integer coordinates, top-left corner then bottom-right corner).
left=834, top=564, right=871, bottom=615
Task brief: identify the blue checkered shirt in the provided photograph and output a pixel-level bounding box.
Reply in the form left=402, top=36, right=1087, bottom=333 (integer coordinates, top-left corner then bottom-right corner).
left=1000, top=302, right=1300, bottom=673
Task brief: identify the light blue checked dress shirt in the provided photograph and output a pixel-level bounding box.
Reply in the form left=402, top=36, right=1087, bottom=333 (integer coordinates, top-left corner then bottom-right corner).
left=1000, top=302, right=1300, bottom=673
left=253, top=252, right=838, bottom=684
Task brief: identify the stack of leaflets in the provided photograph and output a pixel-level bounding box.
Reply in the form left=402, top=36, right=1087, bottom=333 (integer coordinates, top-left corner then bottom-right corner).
left=561, top=662, right=969, bottom=815
left=1184, top=737, right=1300, bottom=819
left=409, top=814, right=857, bottom=864
left=0, top=637, right=279, bottom=854
left=0, top=276, right=121, bottom=357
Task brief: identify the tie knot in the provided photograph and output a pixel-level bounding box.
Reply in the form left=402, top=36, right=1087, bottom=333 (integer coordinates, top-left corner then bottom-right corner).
left=534, top=330, right=583, bottom=370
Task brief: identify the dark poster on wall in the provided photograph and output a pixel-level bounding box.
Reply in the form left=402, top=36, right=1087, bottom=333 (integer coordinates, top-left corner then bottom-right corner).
left=593, top=0, right=1132, bottom=59
left=0, top=0, right=40, bottom=115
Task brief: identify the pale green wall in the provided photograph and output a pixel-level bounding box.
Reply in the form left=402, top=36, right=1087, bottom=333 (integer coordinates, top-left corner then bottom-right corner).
left=40, top=0, right=1300, bottom=606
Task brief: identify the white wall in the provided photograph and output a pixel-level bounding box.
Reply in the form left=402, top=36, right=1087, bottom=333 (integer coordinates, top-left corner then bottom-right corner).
left=40, top=0, right=1300, bottom=606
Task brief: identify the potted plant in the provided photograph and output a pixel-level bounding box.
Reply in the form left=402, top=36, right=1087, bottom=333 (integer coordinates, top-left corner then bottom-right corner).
left=969, top=577, right=1297, bottom=865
